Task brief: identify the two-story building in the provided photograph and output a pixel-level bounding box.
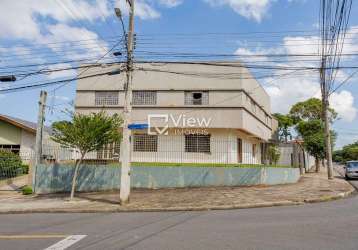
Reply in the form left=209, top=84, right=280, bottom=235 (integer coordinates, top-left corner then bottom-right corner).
left=75, top=62, right=278, bottom=164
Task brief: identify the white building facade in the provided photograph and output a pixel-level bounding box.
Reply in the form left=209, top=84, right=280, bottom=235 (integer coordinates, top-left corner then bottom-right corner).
left=75, top=62, right=278, bottom=165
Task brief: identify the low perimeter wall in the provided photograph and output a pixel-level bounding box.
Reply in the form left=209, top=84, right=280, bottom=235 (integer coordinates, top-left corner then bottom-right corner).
left=34, top=164, right=300, bottom=194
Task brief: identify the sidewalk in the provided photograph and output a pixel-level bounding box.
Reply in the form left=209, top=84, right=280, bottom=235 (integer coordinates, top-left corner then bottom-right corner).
left=0, top=169, right=355, bottom=213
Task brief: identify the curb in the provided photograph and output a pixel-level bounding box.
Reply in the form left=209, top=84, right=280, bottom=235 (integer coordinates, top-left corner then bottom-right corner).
left=0, top=189, right=354, bottom=214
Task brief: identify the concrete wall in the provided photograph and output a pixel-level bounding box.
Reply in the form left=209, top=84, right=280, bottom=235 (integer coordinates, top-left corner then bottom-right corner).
left=34, top=164, right=300, bottom=194
left=0, top=120, right=22, bottom=145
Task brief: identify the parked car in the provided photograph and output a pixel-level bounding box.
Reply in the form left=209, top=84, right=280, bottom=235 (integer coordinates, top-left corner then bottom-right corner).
left=345, top=161, right=358, bottom=180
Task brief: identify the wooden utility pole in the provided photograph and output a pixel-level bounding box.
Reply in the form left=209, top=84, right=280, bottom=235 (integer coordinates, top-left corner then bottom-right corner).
left=32, top=90, right=47, bottom=191
left=120, top=0, right=135, bottom=204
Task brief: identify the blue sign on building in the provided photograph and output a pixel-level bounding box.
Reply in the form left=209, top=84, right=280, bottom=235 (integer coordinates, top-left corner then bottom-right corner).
left=128, top=123, right=149, bottom=130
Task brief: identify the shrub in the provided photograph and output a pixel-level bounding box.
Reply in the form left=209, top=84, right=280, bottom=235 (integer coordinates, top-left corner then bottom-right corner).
left=22, top=185, right=33, bottom=195
left=0, top=150, right=23, bottom=179
left=268, top=145, right=281, bottom=165
left=21, top=164, right=29, bottom=174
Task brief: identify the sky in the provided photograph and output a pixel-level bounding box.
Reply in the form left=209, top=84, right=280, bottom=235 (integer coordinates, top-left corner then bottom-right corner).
left=0, top=0, right=357, bottom=148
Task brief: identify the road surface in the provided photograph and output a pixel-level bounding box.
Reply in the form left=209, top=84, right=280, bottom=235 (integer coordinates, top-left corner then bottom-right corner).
left=0, top=188, right=358, bottom=250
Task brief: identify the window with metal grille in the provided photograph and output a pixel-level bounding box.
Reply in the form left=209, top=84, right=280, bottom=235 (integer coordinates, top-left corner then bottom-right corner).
left=0, top=145, right=20, bottom=155
left=185, top=134, right=211, bottom=153
left=95, top=91, right=119, bottom=106
left=185, top=91, right=209, bottom=105
left=97, top=142, right=120, bottom=159
left=132, top=91, right=157, bottom=105
left=133, top=134, right=158, bottom=152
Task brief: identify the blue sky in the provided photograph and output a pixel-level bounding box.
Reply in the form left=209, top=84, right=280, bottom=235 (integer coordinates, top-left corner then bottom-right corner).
left=0, top=0, right=357, bottom=148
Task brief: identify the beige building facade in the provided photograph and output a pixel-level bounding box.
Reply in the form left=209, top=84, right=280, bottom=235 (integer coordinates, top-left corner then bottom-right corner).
left=75, top=62, right=278, bottom=164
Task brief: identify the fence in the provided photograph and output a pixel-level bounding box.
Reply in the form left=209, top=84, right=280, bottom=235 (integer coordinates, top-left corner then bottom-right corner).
left=30, top=135, right=296, bottom=166
left=0, top=155, right=29, bottom=181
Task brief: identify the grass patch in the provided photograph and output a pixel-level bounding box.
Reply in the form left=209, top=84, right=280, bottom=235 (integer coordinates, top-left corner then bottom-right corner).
left=22, top=185, right=33, bottom=195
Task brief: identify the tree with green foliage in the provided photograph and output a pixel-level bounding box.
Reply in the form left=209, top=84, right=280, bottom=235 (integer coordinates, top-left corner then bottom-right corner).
left=333, top=141, right=358, bottom=163
left=273, top=113, right=294, bottom=142
left=51, top=112, right=122, bottom=200
left=296, top=120, right=336, bottom=172
left=289, top=98, right=337, bottom=123
left=268, top=145, right=281, bottom=165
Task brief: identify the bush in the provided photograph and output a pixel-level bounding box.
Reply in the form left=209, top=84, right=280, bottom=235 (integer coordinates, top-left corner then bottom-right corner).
left=21, top=164, right=29, bottom=174
left=22, top=185, right=33, bottom=195
left=268, top=145, right=281, bottom=165
left=0, top=150, right=23, bottom=179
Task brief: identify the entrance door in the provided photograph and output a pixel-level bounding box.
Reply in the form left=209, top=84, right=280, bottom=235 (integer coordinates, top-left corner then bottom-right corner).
left=237, top=138, right=242, bottom=163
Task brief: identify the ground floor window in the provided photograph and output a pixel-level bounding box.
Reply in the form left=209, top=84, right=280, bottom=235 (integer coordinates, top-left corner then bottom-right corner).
left=133, top=134, right=158, bottom=152
left=0, top=145, right=20, bottom=155
left=185, top=134, right=211, bottom=153
left=97, top=142, right=120, bottom=159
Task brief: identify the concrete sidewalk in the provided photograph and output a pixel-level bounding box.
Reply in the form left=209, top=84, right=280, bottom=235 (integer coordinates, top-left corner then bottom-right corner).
left=0, top=169, right=355, bottom=213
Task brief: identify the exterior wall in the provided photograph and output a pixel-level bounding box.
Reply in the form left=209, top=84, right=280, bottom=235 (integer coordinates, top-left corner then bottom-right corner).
left=19, top=130, right=35, bottom=161
left=75, top=62, right=274, bottom=141
left=0, top=120, right=22, bottom=145
left=34, top=164, right=300, bottom=193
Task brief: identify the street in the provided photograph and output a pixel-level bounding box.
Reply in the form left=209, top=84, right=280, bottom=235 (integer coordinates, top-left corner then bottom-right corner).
left=0, top=190, right=358, bottom=250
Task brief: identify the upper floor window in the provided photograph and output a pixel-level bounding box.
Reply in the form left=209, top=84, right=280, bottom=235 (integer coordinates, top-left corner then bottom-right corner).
left=185, top=134, right=211, bottom=153
left=185, top=91, right=209, bottom=105
left=133, top=134, right=158, bottom=152
left=95, top=91, right=118, bottom=106
left=133, top=91, right=157, bottom=105
left=250, top=100, right=256, bottom=113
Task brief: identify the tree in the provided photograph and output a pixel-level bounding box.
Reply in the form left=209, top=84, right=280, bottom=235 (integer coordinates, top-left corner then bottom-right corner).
left=296, top=120, right=336, bottom=172
left=333, top=141, right=358, bottom=163
left=289, top=98, right=337, bottom=123
left=268, top=145, right=281, bottom=165
left=273, top=113, right=294, bottom=142
left=51, top=112, right=122, bottom=200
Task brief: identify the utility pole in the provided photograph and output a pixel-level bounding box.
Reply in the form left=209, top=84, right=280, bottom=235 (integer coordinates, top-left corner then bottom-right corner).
left=320, top=56, right=334, bottom=179
left=120, top=0, right=135, bottom=204
left=32, top=90, right=47, bottom=191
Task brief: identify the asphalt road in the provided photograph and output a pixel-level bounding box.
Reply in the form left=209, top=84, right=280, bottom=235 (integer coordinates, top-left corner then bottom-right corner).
left=0, top=188, right=358, bottom=250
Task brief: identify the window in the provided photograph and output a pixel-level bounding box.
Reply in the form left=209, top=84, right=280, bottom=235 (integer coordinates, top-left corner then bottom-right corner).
left=266, top=114, right=270, bottom=124
left=95, top=91, right=118, bottom=106
left=185, top=134, right=211, bottom=153
left=133, top=91, right=157, bottom=105
left=185, top=91, right=209, bottom=105
left=250, top=100, right=256, bottom=113
left=97, top=142, right=120, bottom=159
left=0, top=145, right=20, bottom=155
left=133, top=134, right=158, bottom=152
left=252, top=144, right=257, bottom=158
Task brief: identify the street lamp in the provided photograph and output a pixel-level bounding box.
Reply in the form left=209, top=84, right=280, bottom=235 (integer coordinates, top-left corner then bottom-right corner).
left=114, top=7, right=122, bottom=18
left=0, top=75, right=16, bottom=82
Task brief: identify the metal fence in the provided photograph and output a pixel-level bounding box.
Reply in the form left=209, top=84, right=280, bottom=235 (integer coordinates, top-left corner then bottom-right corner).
left=0, top=156, right=29, bottom=181
left=27, top=136, right=298, bottom=166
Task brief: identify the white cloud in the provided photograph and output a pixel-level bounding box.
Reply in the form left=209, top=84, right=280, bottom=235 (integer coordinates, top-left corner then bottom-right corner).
left=331, top=91, right=357, bottom=122
left=115, top=0, right=161, bottom=20
left=46, top=63, right=77, bottom=80
left=203, top=0, right=273, bottom=22
left=158, top=0, right=183, bottom=8
left=41, top=23, right=108, bottom=60
left=0, top=0, right=112, bottom=41
left=234, top=26, right=358, bottom=122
